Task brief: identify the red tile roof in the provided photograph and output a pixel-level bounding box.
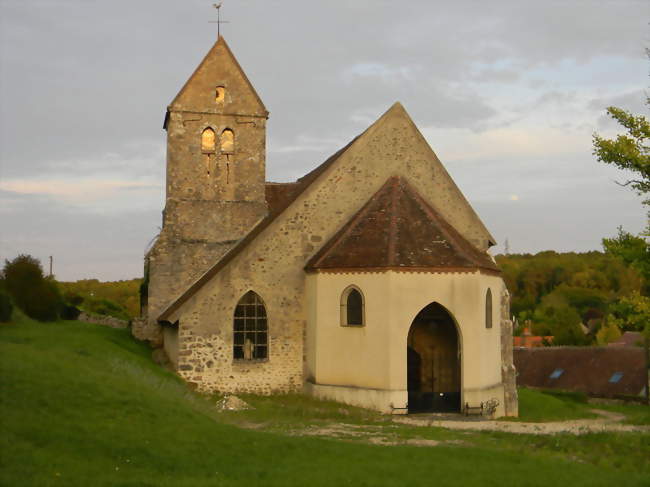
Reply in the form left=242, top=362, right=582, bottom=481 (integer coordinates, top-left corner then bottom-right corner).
left=514, top=347, right=647, bottom=397
left=305, top=176, right=499, bottom=273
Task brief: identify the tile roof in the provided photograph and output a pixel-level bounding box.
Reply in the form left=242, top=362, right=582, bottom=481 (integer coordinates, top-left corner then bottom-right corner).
left=305, top=176, right=499, bottom=272
left=264, top=182, right=302, bottom=216
left=514, top=347, right=647, bottom=398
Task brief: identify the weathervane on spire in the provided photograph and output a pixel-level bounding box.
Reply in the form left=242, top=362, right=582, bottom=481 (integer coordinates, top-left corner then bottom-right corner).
left=209, top=2, right=230, bottom=38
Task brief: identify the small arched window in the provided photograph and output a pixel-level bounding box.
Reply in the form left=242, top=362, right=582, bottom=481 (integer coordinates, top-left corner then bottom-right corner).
left=485, top=288, right=493, bottom=329
left=201, top=127, right=215, bottom=152
left=221, top=128, right=234, bottom=154
left=340, top=286, right=364, bottom=326
left=215, top=86, right=225, bottom=104
left=233, top=291, right=268, bottom=360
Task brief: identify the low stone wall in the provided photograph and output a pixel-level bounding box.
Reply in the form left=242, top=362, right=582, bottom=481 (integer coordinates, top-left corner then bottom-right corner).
left=79, top=311, right=129, bottom=329
left=131, top=318, right=163, bottom=347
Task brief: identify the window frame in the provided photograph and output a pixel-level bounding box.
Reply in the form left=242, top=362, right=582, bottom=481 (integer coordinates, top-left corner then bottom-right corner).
left=201, top=127, right=216, bottom=153
left=340, top=285, right=365, bottom=327
left=233, top=290, right=269, bottom=362
left=221, top=128, right=235, bottom=154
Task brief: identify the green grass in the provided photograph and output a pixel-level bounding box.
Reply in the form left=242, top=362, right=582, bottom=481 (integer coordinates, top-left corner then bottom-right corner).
left=1, top=315, right=649, bottom=486
left=512, top=388, right=599, bottom=422
left=513, top=387, right=650, bottom=424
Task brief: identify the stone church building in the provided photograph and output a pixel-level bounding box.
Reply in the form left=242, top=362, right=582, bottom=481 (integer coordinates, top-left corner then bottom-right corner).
left=134, top=36, right=518, bottom=417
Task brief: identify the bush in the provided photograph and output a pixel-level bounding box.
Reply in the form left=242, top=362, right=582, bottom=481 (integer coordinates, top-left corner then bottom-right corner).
left=3, top=255, right=63, bottom=322
left=60, top=304, right=81, bottom=321
left=23, top=279, right=63, bottom=322
left=82, top=297, right=130, bottom=321
left=0, top=292, right=12, bottom=322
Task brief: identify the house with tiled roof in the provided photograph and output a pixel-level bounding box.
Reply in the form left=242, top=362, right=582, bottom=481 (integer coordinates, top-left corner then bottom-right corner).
left=514, top=347, right=648, bottom=399
left=134, top=37, right=518, bottom=417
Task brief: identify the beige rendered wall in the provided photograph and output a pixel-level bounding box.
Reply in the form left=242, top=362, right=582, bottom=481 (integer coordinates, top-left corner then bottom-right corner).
left=306, top=270, right=507, bottom=415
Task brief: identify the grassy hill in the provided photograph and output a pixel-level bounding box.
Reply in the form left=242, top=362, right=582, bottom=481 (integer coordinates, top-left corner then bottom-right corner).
left=1, top=315, right=649, bottom=486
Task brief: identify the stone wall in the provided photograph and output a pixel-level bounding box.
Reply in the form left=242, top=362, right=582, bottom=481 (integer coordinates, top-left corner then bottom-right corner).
left=79, top=311, right=129, bottom=329
left=177, top=322, right=302, bottom=394
left=145, top=37, right=269, bottom=331
left=166, top=104, right=505, bottom=397
left=500, top=289, right=519, bottom=417
left=132, top=317, right=163, bottom=346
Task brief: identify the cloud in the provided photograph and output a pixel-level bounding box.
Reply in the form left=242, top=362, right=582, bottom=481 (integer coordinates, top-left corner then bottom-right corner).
left=342, top=63, right=422, bottom=83
left=0, top=178, right=162, bottom=214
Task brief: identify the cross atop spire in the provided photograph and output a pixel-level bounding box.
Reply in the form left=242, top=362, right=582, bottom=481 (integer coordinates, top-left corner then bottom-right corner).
left=209, top=2, right=230, bottom=38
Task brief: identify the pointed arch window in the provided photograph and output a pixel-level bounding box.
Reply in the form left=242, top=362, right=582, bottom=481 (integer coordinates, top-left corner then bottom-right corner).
left=221, top=128, right=234, bottom=154
left=201, top=127, right=215, bottom=152
left=233, top=291, right=268, bottom=360
left=485, top=288, right=493, bottom=329
left=340, top=286, right=364, bottom=326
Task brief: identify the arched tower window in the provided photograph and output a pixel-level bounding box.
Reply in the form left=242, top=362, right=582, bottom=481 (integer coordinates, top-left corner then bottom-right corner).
left=233, top=291, right=268, bottom=360
left=485, top=288, right=493, bottom=329
left=201, top=127, right=215, bottom=152
left=340, top=286, right=364, bottom=326
left=215, top=86, right=225, bottom=104
left=221, top=128, right=234, bottom=154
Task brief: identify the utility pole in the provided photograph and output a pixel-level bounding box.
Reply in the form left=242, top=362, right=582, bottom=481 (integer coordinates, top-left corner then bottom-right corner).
left=49, top=256, right=53, bottom=278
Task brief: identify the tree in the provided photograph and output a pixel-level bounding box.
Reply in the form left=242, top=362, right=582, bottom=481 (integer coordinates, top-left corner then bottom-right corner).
left=593, top=97, right=650, bottom=207
left=3, top=255, right=63, bottom=322
left=605, top=291, right=650, bottom=338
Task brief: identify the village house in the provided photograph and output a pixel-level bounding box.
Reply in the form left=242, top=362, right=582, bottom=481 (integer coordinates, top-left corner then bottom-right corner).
left=133, top=36, right=518, bottom=417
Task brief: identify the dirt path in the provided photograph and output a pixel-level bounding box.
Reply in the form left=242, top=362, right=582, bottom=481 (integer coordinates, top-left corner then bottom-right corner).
left=393, top=409, right=650, bottom=435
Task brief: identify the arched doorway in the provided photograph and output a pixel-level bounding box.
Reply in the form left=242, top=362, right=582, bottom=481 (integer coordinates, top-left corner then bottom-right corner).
left=407, top=303, right=460, bottom=413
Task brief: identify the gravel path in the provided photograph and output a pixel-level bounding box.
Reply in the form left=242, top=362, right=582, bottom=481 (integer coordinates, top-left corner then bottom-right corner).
left=393, top=409, right=650, bottom=435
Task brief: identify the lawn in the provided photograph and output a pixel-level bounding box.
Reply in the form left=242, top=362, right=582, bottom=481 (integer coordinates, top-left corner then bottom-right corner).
left=1, top=315, right=649, bottom=486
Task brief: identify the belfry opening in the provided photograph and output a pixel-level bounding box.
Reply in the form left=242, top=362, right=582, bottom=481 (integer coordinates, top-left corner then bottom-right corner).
left=407, top=303, right=460, bottom=413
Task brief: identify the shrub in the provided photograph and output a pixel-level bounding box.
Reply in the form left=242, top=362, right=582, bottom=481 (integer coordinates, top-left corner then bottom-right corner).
left=82, top=297, right=130, bottom=321
left=60, top=304, right=81, bottom=321
left=0, top=292, right=12, bottom=322
left=3, top=255, right=63, bottom=322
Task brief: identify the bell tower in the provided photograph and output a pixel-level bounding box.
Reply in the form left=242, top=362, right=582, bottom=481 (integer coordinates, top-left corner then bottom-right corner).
left=144, top=36, right=269, bottom=331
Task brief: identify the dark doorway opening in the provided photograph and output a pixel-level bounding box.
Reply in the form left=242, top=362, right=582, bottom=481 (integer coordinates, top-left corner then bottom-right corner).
left=407, top=303, right=460, bottom=413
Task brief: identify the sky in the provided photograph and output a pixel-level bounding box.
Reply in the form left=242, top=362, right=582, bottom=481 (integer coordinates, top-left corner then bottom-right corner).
left=0, top=0, right=648, bottom=281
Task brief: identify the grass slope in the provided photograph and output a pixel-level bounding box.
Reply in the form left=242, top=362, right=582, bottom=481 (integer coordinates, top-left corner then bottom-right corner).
left=1, top=317, right=649, bottom=486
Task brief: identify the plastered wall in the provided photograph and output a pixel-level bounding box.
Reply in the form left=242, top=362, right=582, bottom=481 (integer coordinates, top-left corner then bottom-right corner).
left=305, top=270, right=508, bottom=414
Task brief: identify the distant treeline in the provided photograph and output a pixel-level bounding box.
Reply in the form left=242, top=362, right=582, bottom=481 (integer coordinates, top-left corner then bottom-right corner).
left=496, top=251, right=647, bottom=345
left=58, top=278, right=142, bottom=320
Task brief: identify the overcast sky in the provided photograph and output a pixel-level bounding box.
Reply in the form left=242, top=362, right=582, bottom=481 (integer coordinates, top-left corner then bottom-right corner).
left=0, top=0, right=648, bottom=281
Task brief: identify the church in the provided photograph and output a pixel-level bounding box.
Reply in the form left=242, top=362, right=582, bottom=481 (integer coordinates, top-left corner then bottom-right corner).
left=134, top=36, right=518, bottom=417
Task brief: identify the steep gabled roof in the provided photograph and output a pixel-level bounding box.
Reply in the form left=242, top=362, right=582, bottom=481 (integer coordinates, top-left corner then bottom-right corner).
left=164, top=36, right=267, bottom=128
left=305, top=176, right=499, bottom=272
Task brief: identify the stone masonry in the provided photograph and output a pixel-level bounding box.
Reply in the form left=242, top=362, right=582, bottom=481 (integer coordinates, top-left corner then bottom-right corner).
left=140, top=37, right=269, bottom=345
left=500, top=288, right=519, bottom=416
